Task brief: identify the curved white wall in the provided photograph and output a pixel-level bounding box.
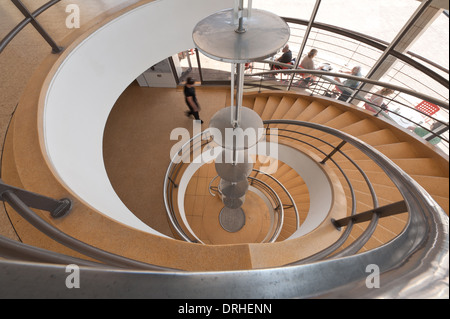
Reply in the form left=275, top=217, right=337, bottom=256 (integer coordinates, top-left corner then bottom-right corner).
left=176, top=144, right=334, bottom=241
left=42, top=0, right=234, bottom=236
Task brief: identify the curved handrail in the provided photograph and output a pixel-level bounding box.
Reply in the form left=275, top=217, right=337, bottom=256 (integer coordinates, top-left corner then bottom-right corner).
left=282, top=17, right=449, bottom=87
left=165, top=117, right=388, bottom=252
left=165, top=132, right=299, bottom=243
left=163, top=129, right=213, bottom=242
left=251, top=68, right=449, bottom=110
left=0, top=233, right=108, bottom=268
left=252, top=168, right=299, bottom=229
left=268, top=124, right=381, bottom=261
left=0, top=0, right=63, bottom=54
left=247, top=68, right=449, bottom=148
left=246, top=176, right=284, bottom=243
left=2, top=120, right=446, bottom=298
left=209, top=174, right=285, bottom=242
left=2, top=190, right=178, bottom=271
left=209, top=169, right=298, bottom=242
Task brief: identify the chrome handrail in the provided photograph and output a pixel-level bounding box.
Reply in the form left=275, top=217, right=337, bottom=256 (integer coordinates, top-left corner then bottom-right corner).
left=166, top=132, right=299, bottom=243
left=208, top=174, right=284, bottom=242
left=282, top=16, right=449, bottom=88
left=246, top=176, right=284, bottom=243
left=2, top=190, right=178, bottom=271
left=269, top=125, right=380, bottom=261
left=2, top=120, right=446, bottom=298
left=251, top=168, right=299, bottom=229
left=250, top=68, right=449, bottom=110
left=246, top=68, right=449, bottom=150
left=209, top=169, right=297, bottom=242
left=163, top=129, right=212, bottom=243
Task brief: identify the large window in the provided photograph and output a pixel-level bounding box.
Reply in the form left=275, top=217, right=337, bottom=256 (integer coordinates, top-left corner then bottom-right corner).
left=254, top=0, right=420, bottom=43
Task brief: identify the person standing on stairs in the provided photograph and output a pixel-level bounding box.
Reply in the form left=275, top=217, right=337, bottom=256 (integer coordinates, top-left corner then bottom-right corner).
left=184, top=77, right=203, bottom=124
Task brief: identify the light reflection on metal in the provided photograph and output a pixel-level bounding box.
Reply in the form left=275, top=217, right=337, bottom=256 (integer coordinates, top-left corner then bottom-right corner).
left=193, top=4, right=288, bottom=217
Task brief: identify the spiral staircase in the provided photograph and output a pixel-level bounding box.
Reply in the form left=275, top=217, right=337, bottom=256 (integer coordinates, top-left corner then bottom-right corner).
left=0, top=0, right=448, bottom=298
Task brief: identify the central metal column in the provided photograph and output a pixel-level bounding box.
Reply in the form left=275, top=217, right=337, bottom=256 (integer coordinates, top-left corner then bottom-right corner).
left=192, top=3, right=290, bottom=215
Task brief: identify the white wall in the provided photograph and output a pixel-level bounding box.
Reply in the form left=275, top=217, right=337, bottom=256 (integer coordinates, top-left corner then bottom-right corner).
left=42, top=0, right=234, bottom=236
left=176, top=144, right=333, bottom=241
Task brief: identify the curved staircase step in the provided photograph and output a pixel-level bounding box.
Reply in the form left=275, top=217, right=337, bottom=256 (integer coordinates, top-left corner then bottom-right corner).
left=271, top=96, right=297, bottom=119
left=336, top=158, right=447, bottom=177
left=260, top=96, right=282, bottom=120
left=252, top=96, right=269, bottom=114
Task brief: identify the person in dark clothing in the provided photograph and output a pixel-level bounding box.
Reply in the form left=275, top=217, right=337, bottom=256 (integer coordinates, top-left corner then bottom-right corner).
left=183, top=77, right=203, bottom=124
left=278, top=45, right=293, bottom=63
left=271, top=45, right=293, bottom=70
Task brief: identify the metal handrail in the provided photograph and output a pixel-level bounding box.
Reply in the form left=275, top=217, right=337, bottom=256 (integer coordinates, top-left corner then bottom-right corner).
left=268, top=126, right=375, bottom=259
left=0, top=233, right=108, bottom=268
left=282, top=17, right=449, bottom=87
left=163, top=129, right=213, bottom=242
left=0, top=0, right=63, bottom=54
left=208, top=173, right=285, bottom=242
left=2, top=190, right=178, bottom=271
left=164, top=118, right=385, bottom=253
left=1, top=120, right=446, bottom=298
left=165, top=132, right=300, bottom=243
left=250, top=68, right=449, bottom=110
left=251, top=168, right=299, bottom=229
left=246, top=176, right=284, bottom=243
left=246, top=68, right=449, bottom=148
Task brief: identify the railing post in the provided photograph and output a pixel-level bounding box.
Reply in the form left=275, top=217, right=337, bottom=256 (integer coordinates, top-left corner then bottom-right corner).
left=0, top=179, right=72, bottom=218
left=320, top=141, right=347, bottom=164
left=331, top=201, right=408, bottom=230
left=11, top=0, right=63, bottom=54
left=287, top=0, right=322, bottom=91
left=347, top=0, right=434, bottom=103
left=167, top=177, right=178, bottom=188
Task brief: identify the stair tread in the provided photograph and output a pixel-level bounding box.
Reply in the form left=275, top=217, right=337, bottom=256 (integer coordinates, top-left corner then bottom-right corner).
left=261, top=96, right=282, bottom=120
left=335, top=157, right=447, bottom=177
left=271, top=96, right=297, bottom=119
left=334, top=141, right=420, bottom=160
left=253, top=96, right=268, bottom=115
left=306, top=105, right=344, bottom=125
left=294, top=101, right=327, bottom=121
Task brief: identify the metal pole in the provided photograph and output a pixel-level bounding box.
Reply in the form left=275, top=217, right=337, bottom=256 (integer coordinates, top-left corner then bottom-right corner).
left=233, top=63, right=245, bottom=128
left=11, top=0, right=63, bottom=53
left=320, top=141, right=347, bottom=164
left=332, top=201, right=408, bottom=229
left=0, top=179, right=72, bottom=218
left=287, top=0, right=322, bottom=90
left=348, top=0, right=433, bottom=103
left=230, top=63, right=236, bottom=125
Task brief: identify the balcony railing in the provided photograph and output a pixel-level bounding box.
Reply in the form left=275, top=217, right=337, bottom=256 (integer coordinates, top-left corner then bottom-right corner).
left=1, top=120, right=447, bottom=298
left=0, top=0, right=448, bottom=298
left=244, top=66, right=449, bottom=154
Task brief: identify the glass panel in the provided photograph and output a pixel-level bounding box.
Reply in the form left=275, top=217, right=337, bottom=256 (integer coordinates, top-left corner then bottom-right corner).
left=197, top=51, right=232, bottom=83
left=315, top=0, right=420, bottom=43
left=407, top=11, right=449, bottom=74
left=253, top=0, right=317, bottom=20
left=178, top=49, right=201, bottom=83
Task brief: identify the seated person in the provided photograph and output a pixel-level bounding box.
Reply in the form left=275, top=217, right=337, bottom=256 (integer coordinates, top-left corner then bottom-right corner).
left=298, top=49, right=318, bottom=87
left=364, top=88, right=395, bottom=113
left=334, top=66, right=362, bottom=101
left=271, top=45, right=293, bottom=70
